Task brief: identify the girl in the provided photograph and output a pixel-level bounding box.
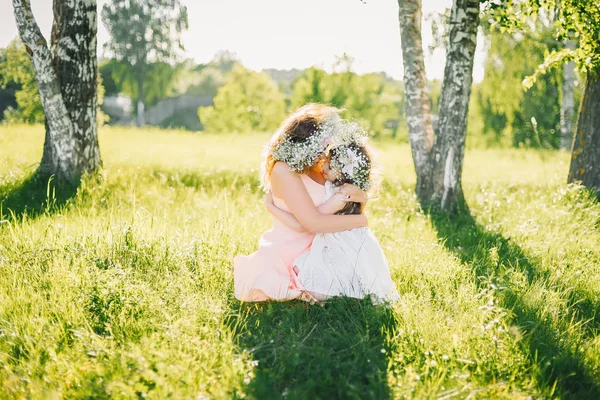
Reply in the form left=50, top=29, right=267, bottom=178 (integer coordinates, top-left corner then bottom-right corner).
left=266, top=140, right=400, bottom=305
left=233, top=104, right=368, bottom=302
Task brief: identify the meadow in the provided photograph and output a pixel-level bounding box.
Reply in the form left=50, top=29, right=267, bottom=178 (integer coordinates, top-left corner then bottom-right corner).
left=0, top=125, right=599, bottom=399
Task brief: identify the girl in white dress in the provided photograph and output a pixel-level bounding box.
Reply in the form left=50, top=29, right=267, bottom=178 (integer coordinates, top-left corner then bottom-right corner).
left=266, top=140, right=400, bottom=305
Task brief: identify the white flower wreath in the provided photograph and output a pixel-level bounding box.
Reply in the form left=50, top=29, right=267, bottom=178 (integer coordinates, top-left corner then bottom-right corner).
left=269, top=115, right=369, bottom=174
left=329, top=143, right=371, bottom=191
left=269, top=114, right=341, bottom=172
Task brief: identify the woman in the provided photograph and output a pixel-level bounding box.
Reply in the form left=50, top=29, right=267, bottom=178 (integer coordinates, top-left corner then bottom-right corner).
left=233, top=104, right=367, bottom=302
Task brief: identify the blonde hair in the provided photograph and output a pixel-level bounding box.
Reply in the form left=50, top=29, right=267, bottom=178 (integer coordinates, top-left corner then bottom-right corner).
left=260, top=103, right=339, bottom=189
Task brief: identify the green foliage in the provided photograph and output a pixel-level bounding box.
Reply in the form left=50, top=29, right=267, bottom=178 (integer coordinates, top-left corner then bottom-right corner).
left=0, top=39, right=107, bottom=125
left=159, top=109, right=202, bottom=131
left=290, top=63, right=403, bottom=137
left=182, top=66, right=226, bottom=98
left=101, top=0, right=189, bottom=108
left=476, top=27, right=562, bottom=148
left=486, top=0, right=600, bottom=79
left=1, top=125, right=600, bottom=398
left=101, top=0, right=188, bottom=67
left=175, top=52, right=242, bottom=98
left=207, top=50, right=239, bottom=74
left=290, top=67, right=331, bottom=106
left=0, top=39, right=43, bottom=123
left=99, top=59, right=185, bottom=107
left=428, top=79, right=442, bottom=114
left=198, top=65, right=286, bottom=133
left=557, top=0, right=600, bottom=74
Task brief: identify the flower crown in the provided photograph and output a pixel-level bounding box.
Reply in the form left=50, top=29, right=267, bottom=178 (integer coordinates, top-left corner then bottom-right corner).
left=329, top=143, right=371, bottom=191
left=269, top=114, right=342, bottom=172
left=269, top=114, right=369, bottom=174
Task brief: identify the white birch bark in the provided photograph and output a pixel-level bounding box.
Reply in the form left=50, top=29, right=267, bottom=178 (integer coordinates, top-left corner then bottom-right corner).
left=397, top=0, right=480, bottom=213
left=397, top=0, right=435, bottom=200
left=12, top=0, right=76, bottom=179
left=13, top=0, right=101, bottom=180
left=51, top=0, right=101, bottom=173
left=560, top=39, right=576, bottom=150
left=431, top=0, right=480, bottom=212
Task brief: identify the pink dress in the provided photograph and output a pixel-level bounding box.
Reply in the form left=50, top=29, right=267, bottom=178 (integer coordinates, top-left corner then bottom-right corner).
left=234, top=175, right=326, bottom=302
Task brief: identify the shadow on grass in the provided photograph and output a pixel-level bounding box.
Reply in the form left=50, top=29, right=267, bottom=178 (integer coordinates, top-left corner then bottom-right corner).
left=0, top=172, right=80, bottom=222
left=428, top=205, right=600, bottom=399
left=226, top=297, right=396, bottom=399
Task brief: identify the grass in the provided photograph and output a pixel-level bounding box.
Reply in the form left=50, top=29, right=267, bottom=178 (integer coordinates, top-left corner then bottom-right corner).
left=0, top=124, right=599, bottom=399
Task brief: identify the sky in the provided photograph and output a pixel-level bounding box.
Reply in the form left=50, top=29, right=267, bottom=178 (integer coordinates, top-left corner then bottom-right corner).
left=0, top=0, right=486, bottom=82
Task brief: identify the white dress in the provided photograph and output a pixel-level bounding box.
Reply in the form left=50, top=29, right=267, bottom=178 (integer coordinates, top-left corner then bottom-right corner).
left=294, top=181, right=400, bottom=305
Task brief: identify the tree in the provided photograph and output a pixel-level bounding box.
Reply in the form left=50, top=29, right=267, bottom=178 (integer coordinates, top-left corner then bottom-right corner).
left=100, top=58, right=185, bottom=108
left=0, top=39, right=44, bottom=123
left=477, top=27, right=562, bottom=148
left=560, top=1, right=600, bottom=192
left=198, top=65, right=286, bottom=133
left=490, top=0, right=600, bottom=194
left=397, top=0, right=480, bottom=213
left=290, top=67, right=330, bottom=107
left=210, top=50, right=239, bottom=73
left=560, top=39, right=576, bottom=150
left=290, top=65, right=403, bottom=137
left=101, top=0, right=188, bottom=127
left=12, top=0, right=101, bottom=181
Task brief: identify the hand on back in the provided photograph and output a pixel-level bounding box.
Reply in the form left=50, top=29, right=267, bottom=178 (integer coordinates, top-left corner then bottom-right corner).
left=339, top=183, right=369, bottom=204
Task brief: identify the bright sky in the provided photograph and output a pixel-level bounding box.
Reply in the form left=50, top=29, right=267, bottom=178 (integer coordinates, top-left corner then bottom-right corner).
left=0, top=0, right=485, bottom=82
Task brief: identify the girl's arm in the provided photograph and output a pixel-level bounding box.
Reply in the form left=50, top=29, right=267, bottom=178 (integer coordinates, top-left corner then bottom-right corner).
left=316, top=191, right=349, bottom=215
left=270, top=162, right=368, bottom=233
left=265, top=191, right=307, bottom=232
left=318, top=184, right=368, bottom=214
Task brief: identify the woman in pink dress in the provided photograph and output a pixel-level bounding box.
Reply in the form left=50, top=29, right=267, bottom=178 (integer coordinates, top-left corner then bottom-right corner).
left=233, top=104, right=368, bottom=302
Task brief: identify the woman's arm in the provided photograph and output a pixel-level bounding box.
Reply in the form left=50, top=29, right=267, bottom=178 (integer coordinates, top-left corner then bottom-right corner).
left=266, top=190, right=351, bottom=233
left=270, top=162, right=368, bottom=233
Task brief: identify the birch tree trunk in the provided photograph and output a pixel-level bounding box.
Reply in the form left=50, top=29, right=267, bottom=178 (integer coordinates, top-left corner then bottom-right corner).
left=12, top=0, right=101, bottom=181
left=568, top=73, right=600, bottom=194
left=397, top=0, right=435, bottom=201
left=13, top=0, right=76, bottom=179
left=397, top=0, right=479, bottom=213
left=560, top=39, right=576, bottom=150
left=51, top=0, right=101, bottom=173
left=430, top=0, right=480, bottom=212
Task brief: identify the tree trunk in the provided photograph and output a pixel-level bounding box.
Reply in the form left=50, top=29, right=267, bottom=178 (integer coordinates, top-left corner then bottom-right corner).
left=430, top=0, right=480, bottom=212
left=560, top=39, right=576, bottom=150
left=398, top=0, right=479, bottom=213
left=568, top=72, right=600, bottom=194
left=137, top=68, right=145, bottom=127
left=12, top=0, right=101, bottom=181
left=397, top=0, right=435, bottom=201
left=51, top=0, right=101, bottom=174
left=13, top=0, right=76, bottom=180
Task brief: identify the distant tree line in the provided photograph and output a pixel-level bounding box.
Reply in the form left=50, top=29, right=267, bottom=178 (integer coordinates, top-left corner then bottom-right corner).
left=1, top=1, right=594, bottom=157
left=1, top=37, right=580, bottom=151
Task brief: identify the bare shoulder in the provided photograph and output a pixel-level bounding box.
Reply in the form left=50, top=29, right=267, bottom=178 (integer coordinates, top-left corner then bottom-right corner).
left=272, top=161, right=291, bottom=175
left=271, top=162, right=298, bottom=181
left=271, top=162, right=304, bottom=198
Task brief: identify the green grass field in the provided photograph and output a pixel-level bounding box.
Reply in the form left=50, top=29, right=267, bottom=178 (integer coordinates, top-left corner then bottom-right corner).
left=1, top=125, right=599, bottom=399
